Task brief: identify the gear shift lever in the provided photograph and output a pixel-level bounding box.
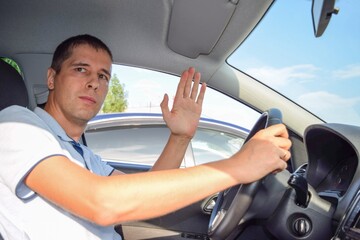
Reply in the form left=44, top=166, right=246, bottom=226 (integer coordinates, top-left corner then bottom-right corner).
left=288, top=173, right=309, bottom=207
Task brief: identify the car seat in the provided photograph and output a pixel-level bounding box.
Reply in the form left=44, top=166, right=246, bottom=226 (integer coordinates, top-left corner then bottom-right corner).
left=0, top=59, right=29, bottom=110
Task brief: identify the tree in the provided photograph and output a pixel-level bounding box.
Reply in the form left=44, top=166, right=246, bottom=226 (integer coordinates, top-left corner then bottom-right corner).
left=101, top=74, right=128, bottom=113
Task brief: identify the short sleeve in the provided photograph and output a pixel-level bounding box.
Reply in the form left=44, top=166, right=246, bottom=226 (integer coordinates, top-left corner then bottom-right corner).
left=0, top=106, right=66, bottom=199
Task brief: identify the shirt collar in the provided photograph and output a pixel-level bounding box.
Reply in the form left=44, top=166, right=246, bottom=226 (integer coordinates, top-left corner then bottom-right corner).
left=33, top=107, right=74, bottom=142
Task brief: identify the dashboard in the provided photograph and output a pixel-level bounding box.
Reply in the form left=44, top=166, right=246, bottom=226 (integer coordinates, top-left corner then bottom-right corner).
left=303, top=123, right=360, bottom=239
left=317, top=155, right=357, bottom=198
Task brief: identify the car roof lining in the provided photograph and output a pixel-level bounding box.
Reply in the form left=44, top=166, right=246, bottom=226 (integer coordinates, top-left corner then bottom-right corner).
left=0, top=0, right=272, bottom=80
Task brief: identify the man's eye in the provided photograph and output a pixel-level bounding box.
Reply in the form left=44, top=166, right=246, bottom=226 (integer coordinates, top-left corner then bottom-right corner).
left=76, top=67, right=86, bottom=73
left=99, top=74, right=109, bottom=81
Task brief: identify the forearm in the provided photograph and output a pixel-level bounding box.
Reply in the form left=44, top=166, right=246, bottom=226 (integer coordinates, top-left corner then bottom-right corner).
left=98, top=159, right=238, bottom=225
left=26, top=155, right=236, bottom=227
left=150, top=133, right=190, bottom=171
left=100, top=134, right=292, bottom=226
left=156, top=67, right=205, bottom=172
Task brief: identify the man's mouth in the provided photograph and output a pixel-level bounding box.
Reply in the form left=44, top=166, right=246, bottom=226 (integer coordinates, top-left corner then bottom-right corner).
left=79, top=96, right=97, bottom=104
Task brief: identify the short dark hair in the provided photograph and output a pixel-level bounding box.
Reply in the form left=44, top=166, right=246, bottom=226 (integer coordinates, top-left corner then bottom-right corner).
left=51, top=34, right=113, bottom=73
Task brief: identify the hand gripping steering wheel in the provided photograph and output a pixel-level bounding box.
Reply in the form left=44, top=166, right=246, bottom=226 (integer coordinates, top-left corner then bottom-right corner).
left=208, top=108, right=283, bottom=240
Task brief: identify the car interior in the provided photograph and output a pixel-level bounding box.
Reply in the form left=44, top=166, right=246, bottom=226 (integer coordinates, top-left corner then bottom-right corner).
left=1, top=0, right=359, bottom=239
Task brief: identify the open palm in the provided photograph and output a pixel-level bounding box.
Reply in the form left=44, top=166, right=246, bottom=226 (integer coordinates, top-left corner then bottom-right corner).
left=160, top=67, right=206, bottom=139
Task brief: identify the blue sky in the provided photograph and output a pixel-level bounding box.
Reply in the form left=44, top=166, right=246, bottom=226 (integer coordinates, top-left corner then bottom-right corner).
left=228, top=0, right=360, bottom=126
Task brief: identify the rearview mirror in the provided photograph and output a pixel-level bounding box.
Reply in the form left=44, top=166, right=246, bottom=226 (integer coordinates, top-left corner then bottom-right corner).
left=311, top=0, right=339, bottom=37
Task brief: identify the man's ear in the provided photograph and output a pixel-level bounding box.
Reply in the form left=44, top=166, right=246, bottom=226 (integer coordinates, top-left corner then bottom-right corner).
left=47, top=68, right=56, bottom=90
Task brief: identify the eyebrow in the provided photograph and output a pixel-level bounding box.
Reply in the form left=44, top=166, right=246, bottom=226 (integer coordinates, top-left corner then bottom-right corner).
left=71, top=62, right=111, bottom=77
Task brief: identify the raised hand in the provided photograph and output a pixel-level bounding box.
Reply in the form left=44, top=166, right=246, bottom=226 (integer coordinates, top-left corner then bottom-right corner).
left=160, top=67, right=206, bottom=139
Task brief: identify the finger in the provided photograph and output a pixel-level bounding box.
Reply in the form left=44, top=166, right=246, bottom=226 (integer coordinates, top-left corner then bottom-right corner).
left=266, top=124, right=289, bottom=139
left=274, top=152, right=290, bottom=173
left=279, top=150, right=291, bottom=161
left=184, top=67, right=195, bottom=98
left=272, top=160, right=288, bottom=174
left=160, top=93, right=170, bottom=119
left=272, top=137, right=292, bottom=150
left=175, top=70, right=189, bottom=100
left=190, top=72, right=201, bottom=100
left=196, top=82, right=206, bottom=106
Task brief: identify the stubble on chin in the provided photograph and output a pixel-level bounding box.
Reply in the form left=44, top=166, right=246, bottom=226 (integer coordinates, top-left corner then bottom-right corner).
left=75, top=108, right=99, bottom=123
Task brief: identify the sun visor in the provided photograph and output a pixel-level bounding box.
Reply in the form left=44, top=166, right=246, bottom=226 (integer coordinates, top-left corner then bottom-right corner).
left=167, top=0, right=238, bottom=59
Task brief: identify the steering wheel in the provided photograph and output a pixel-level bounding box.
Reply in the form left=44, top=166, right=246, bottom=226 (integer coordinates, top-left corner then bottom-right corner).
left=208, top=108, right=283, bottom=240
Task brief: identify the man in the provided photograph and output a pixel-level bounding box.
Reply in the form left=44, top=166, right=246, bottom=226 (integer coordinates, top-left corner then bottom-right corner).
left=0, top=34, right=291, bottom=239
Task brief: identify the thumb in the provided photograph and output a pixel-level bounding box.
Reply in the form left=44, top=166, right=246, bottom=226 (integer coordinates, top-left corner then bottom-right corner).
left=160, top=93, right=170, bottom=119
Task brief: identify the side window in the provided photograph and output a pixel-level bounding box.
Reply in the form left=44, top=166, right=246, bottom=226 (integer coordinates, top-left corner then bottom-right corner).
left=86, top=126, right=173, bottom=166
left=191, top=128, right=245, bottom=166
left=86, top=65, right=260, bottom=167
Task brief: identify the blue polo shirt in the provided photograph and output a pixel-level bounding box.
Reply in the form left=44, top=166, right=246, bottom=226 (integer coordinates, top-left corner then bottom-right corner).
left=33, top=106, right=114, bottom=179
left=0, top=105, right=120, bottom=240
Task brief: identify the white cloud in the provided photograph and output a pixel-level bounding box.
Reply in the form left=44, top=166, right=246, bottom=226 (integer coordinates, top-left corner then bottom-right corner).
left=332, top=63, right=360, bottom=79
left=245, top=64, right=318, bottom=86
left=244, top=64, right=360, bottom=125
left=298, top=91, right=360, bottom=124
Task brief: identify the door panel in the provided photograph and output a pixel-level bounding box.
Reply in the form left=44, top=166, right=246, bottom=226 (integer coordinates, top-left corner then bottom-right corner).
left=110, top=162, right=211, bottom=239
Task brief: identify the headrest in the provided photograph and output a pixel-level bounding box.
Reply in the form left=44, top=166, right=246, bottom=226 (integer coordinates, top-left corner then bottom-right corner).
left=0, top=60, right=29, bottom=110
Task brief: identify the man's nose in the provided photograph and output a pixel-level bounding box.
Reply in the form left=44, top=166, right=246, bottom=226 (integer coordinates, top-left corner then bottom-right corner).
left=86, top=75, right=100, bottom=90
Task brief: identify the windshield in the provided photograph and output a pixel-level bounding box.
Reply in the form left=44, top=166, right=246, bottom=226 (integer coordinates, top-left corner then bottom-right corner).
left=228, top=0, right=360, bottom=126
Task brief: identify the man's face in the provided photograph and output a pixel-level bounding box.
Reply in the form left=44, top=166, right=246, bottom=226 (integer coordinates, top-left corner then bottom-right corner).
left=47, top=44, right=112, bottom=125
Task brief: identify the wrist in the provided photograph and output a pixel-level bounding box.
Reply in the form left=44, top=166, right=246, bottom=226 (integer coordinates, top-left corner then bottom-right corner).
left=169, top=133, right=192, bottom=145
